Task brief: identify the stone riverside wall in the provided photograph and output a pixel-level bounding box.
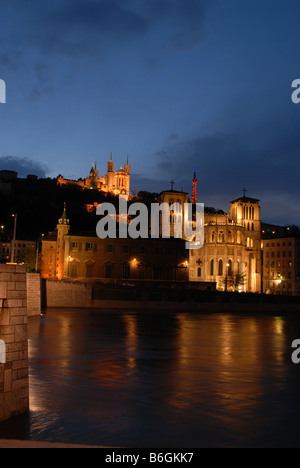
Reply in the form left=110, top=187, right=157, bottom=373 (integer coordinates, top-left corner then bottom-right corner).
left=26, top=273, right=41, bottom=316
left=45, top=280, right=92, bottom=308
left=44, top=279, right=300, bottom=312
left=0, top=265, right=29, bottom=423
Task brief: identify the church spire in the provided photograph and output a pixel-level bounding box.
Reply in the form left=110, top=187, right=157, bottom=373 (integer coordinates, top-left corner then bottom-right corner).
left=192, top=169, right=198, bottom=205
left=58, top=202, right=69, bottom=225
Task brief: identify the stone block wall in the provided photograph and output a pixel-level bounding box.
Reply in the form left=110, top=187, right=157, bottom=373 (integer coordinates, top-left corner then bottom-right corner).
left=46, top=279, right=92, bottom=308
left=26, top=273, right=41, bottom=316
left=0, top=264, right=29, bottom=422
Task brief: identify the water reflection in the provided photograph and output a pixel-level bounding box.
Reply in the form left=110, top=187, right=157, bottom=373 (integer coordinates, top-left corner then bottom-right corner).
left=0, top=309, right=300, bottom=447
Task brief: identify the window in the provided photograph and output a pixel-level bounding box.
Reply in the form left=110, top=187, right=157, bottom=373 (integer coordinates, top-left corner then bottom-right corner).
left=122, top=263, right=130, bottom=279
left=106, top=244, right=113, bottom=253
left=210, top=259, right=214, bottom=276
left=138, top=263, right=146, bottom=279
left=153, top=265, right=161, bottom=280
left=86, top=262, right=95, bottom=278
left=197, top=267, right=202, bottom=278
left=122, top=245, right=129, bottom=254
left=86, top=242, right=96, bottom=251
left=105, top=263, right=113, bottom=278
left=218, top=259, right=223, bottom=276
left=70, top=262, right=78, bottom=278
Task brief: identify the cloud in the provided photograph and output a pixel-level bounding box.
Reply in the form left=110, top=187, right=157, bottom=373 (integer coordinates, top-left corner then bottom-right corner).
left=1, top=0, right=208, bottom=60
left=0, top=156, right=49, bottom=178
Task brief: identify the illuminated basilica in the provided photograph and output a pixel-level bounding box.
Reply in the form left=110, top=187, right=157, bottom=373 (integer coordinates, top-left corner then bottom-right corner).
left=57, top=154, right=131, bottom=198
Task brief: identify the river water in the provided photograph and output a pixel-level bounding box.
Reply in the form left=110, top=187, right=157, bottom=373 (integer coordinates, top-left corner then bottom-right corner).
left=1, top=308, right=300, bottom=448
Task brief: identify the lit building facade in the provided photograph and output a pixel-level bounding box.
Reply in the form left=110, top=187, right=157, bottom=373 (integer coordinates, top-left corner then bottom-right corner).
left=189, top=195, right=262, bottom=293
left=0, top=240, right=36, bottom=264
left=262, top=236, right=300, bottom=296
left=40, top=197, right=189, bottom=282
left=41, top=189, right=262, bottom=293
left=57, top=155, right=131, bottom=197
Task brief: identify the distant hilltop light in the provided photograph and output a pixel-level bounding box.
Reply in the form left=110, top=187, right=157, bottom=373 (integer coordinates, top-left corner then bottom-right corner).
left=0, top=79, right=6, bottom=104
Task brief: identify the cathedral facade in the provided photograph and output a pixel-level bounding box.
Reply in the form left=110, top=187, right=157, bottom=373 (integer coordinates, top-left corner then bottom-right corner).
left=189, top=195, right=262, bottom=293
left=57, top=155, right=131, bottom=197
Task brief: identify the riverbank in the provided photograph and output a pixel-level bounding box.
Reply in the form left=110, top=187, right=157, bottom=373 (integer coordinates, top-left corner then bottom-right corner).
left=42, top=279, right=300, bottom=313
left=87, top=299, right=300, bottom=313
left=0, top=439, right=105, bottom=448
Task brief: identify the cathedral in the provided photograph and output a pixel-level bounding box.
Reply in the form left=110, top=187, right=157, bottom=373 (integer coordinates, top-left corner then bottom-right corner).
left=57, top=154, right=131, bottom=198
left=188, top=183, right=262, bottom=293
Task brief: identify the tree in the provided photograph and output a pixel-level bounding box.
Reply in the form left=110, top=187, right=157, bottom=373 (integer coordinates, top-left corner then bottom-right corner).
left=17, top=247, right=39, bottom=273
left=221, top=269, right=246, bottom=292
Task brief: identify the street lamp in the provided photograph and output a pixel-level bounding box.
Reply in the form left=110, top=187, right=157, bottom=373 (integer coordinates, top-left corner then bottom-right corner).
left=10, top=214, right=17, bottom=263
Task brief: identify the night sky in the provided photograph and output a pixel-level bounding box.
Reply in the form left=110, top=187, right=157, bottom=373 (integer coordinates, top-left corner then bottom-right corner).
left=1, top=0, right=300, bottom=225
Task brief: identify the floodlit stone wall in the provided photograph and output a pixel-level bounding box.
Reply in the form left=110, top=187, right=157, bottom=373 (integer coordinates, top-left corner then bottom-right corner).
left=0, top=264, right=29, bottom=422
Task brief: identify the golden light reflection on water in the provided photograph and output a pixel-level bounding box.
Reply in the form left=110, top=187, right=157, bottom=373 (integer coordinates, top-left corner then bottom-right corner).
left=124, top=314, right=138, bottom=371
left=169, top=313, right=288, bottom=419
left=26, top=310, right=293, bottom=446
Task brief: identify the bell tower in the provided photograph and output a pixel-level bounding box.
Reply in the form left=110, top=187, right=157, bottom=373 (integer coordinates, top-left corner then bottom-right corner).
left=192, top=169, right=198, bottom=205
left=107, top=153, right=115, bottom=192
left=56, top=202, right=70, bottom=280
left=229, top=190, right=261, bottom=293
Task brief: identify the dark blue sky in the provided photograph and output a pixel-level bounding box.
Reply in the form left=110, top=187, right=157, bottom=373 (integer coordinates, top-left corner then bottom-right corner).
left=1, top=0, right=300, bottom=225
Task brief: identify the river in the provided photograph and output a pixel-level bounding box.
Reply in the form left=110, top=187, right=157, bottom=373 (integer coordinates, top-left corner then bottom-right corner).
left=0, top=308, right=300, bottom=448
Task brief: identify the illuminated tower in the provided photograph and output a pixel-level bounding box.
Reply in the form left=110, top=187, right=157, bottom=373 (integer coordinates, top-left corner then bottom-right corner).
left=56, top=202, right=70, bottom=280
left=192, top=169, right=198, bottom=205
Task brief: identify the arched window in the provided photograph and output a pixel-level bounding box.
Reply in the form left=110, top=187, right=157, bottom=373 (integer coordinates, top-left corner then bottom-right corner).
left=197, top=267, right=201, bottom=278
left=228, top=259, right=233, bottom=275
left=228, top=231, right=233, bottom=243
left=210, top=259, right=214, bottom=276
left=237, top=231, right=242, bottom=244
left=211, top=232, right=215, bottom=243
left=122, top=263, right=130, bottom=279
left=218, top=231, right=225, bottom=243
left=218, top=259, right=223, bottom=276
